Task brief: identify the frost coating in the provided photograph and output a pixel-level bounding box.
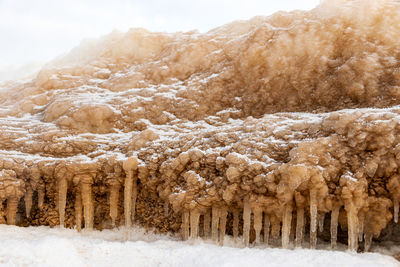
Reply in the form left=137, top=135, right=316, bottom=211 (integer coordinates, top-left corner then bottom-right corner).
left=1, top=0, right=400, bottom=254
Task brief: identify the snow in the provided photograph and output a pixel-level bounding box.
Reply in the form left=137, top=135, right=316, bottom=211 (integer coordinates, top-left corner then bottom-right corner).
left=0, top=225, right=398, bottom=267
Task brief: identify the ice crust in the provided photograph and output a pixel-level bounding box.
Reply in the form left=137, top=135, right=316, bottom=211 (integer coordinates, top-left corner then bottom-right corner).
left=1, top=0, right=400, bottom=255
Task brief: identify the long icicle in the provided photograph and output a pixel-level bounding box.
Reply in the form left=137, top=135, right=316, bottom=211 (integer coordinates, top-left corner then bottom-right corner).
left=310, top=189, right=318, bottom=249
left=347, top=202, right=358, bottom=252
left=203, top=209, right=211, bottom=238
left=58, top=177, right=68, bottom=227
left=75, top=188, right=82, bottom=231
left=211, top=206, right=220, bottom=242
left=38, top=185, right=44, bottom=210
left=318, top=213, right=325, bottom=233
left=190, top=209, right=200, bottom=239
left=6, top=196, right=19, bottom=225
left=182, top=210, right=189, bottom=240
left=295, top=207, right=304, bottom=248
left=264, top=212, right=270, bottom=245
left=253, top=207, right=262, bottom=245
left=7, top=196, right=19, bottom=225
left=218, top=207, right=227, bottom=246
left=330, top=205, right=340, bottom=249
left=394, top=196, right=399, bottom=223
left=124, top=170, right=133, bottom=227
left=131, top=177, right=138, bottom=222
left=243, top=200, right=251, bottom=247
left=290, top=213, right=296, bottom=242
left=282, top=203, right=293, bottom=249
left=358, top=211, right=365, bottom=242
left=109, top=183, right=120, bottom=227
left=233, top=210, right=239, bottom=239
left=81, top=181, right=94, bottom=230
left=24, top=186, right=33, bottom=218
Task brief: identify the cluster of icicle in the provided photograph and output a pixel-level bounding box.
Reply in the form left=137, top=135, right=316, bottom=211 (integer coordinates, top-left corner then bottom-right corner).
left=0, top=134, right=399, bottom=254
left=0, top=157, right=139, bottom=230
left=169, top=152, right=396, bottom=252
left=2, top=0, right=400, bottom=255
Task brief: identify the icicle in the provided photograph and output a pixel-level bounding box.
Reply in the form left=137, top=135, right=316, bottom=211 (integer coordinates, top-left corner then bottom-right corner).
left=124, top=170, right=133, bottom=227
left=264, top=213, right=270, bottom=245
left=364, top=233, right=372, bottom=252
left=109, top=183, right=120, bottom=227
left=347, top=203, right=358, bottom=252
left=190, top=209, right=200, bottom=239
left=38, top=186, right=44, bottom=210
left=310, top=190, right=317, bottom=233
left=290, top=214, right=296, bottom=242
left=282, top=203, right=293, bottom=249
left=394, top=197, right=399, bottom=223
left=164, top=200, right=169, bottom=217
left=318, top=213, right=325, bottom=233
left=131, top=177, right=138, bottom=222
left=203, top=209, right=211, bottom=238
left=310, top=189, right=318, bottom=249
left=182, top=210, right=190, bottom=240
left=310, top=227, right=317, bottom=249
left=58, top=177, right=68, bottom=227
left=81, top=182, right=94, bottom=230
left=233, top=210, right=239, bottom=239
left=218, top=207, right=227, bottom=246
left=211, top=206, right=220, bottom=242
left=295, top=207, right=304, bottom=248
left=75, top=188, right=82, bottom=231
left=6, top=196, right=19, bottom=225
left=243, top=200, right=251, bottom=247
left=253, top=208, right=262, bottom=245
left=24, top=186, right=33, bottom=218
left=358, top=212, right=365, bottom=242
left=330, top=205, right=340, bottom=249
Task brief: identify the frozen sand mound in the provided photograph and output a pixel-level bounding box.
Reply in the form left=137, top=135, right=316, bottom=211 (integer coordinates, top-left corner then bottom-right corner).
left=1, top=0, right=400, bottom=256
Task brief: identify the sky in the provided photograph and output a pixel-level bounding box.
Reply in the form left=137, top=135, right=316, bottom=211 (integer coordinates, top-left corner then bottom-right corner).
left=0, top=0, right=320, bottom=76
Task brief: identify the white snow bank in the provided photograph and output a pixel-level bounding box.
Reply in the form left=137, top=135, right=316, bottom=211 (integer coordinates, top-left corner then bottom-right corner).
left=0, top=225, right=398, bottom=267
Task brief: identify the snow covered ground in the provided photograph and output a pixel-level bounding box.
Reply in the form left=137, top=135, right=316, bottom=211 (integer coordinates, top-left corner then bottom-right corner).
left=0, top=225, right=398, bottom=267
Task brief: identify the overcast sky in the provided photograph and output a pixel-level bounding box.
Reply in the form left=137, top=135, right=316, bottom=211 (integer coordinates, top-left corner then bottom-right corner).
left=0, top=0, right=320, bottom=68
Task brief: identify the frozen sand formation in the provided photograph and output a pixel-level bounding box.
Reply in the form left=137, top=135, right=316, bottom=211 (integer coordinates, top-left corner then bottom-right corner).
left=1, top=0, right=400, bottom=253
